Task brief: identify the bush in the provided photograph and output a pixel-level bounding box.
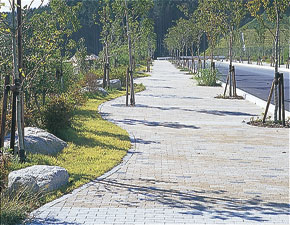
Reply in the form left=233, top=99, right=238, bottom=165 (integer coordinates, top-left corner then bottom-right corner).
left=0, top=150, right=12, bottom=192
left=195, top=68, right=220, bottom=86
left=42, top=88, right=86, bottom=136
left=0, top=187, right=41, bottom=225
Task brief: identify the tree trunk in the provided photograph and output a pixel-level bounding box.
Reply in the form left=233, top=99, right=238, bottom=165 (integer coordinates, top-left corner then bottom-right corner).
left=125, top=0, right=135, bottom=106
left=17, top=0, right=25, bottom=161
left=105, top=41, right=110, bottom=88
left=229, top=30, right=233, bottom=97
left=0, top=75, right=10, bottom=148
left=273, top=1, right=279, bottom=122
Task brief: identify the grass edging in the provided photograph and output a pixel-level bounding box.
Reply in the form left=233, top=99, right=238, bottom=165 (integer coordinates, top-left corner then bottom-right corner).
left=1, top=84, right=146, bottom=225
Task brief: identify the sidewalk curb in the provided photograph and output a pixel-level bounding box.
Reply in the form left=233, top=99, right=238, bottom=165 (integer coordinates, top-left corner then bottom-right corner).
left=216, top=60, right=290, bottom=74
left=220, top=82, right=290, bottom=118
left=29, top=101, right=138, bottom=218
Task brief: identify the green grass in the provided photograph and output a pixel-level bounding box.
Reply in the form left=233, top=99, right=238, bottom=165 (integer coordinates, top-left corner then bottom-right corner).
left=1, top=84, right=145, bottom=224
left=134, top=65, right=151, bottom=78
left=194, top=69, right=221, bottom=86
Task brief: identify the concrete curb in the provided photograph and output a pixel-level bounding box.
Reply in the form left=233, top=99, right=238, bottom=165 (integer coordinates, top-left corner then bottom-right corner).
left=220, top=82, right=290, bottom=118
left=215, top=60, right=290, bottom=74
left=29, top=101, right=138, bottom=219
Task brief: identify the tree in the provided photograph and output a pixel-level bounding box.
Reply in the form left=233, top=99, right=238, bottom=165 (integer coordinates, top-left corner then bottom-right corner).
left=247, top=0, right=289, bottom=122
left=218, top=0, right=245, bottom=97
left=99, top=0, right=113, bottom=88
left=197, top=0, right=224, bottom=68
left=0, top=0, right=81, bottom=160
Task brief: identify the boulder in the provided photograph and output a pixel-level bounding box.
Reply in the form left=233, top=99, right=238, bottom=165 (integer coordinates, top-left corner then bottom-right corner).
left=95, top=87, right=108, bottom=96
left=95, top=79, right=122, bottom=90
left=82, top=86, right=108, bottom=96
left=4, top=127, right=67, bottom=155
left=8, top=165, right=69, bottom=193
left=109, top=79, right=122, bottom=90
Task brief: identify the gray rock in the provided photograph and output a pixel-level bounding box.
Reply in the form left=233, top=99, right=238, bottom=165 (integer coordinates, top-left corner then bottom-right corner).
left=95, top=79, right=104, bottom=87
left=95, top=87, right=108, bottom=96
left=95, top=79, right=122, bottom=90
left=8, top=165, right=69, bottom=193
left=109, top=79, right=122, bottom=90
left=4, top=127, right=67, bottom=155
left=82, top=86, right=108, bottom=96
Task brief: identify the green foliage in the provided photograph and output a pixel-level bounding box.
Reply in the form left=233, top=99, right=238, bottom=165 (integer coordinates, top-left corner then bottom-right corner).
left=0, top=188, right=40, bottom=225
left=42, top=88, right=86, bottom=136
left=194, top=68, right=220, bottom=86
left=0, top=151, right=12, bottom=192
left=42, top=94, right=75, bottom=136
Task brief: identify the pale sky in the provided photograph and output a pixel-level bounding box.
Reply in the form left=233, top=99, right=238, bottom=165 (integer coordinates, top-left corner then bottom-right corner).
left=0, top=0, right=49, bottom=12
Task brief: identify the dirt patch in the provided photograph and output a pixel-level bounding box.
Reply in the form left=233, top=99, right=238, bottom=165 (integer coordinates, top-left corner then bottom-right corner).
left=215, top=94, right=244, bottom=100
left=247, top=120, right=290, bottom=128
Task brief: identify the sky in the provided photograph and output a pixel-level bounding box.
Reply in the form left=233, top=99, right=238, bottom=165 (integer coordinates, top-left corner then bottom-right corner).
left=0, top=0, right=49, bottom=12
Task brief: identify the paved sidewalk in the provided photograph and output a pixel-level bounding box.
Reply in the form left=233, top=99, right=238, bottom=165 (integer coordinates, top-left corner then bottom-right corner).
left=29, top=60, right=289, bottom=224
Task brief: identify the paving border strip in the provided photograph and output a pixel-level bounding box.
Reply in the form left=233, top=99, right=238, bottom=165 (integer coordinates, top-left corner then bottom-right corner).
left=29, top=101, right=138, bottom=218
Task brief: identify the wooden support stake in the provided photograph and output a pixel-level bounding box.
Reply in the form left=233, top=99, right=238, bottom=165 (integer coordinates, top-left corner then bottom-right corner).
left=0, top=75, right=10, bottom=148
left=10, top=93, right=16, bottom=152
left=263, top=80, right=275, bottom=123
left=103, top=63, right=107, bottom=88
left=229, top=65, right=232, bottom=97
left=126, top=67, right=129, bottom=106
left=281, top=74, right=285, bottom=126
left=278, top=75, right=282, bottom=121
left=223, top=72, right=230, bottom=97
left=232, top=66, right=237, bottom=97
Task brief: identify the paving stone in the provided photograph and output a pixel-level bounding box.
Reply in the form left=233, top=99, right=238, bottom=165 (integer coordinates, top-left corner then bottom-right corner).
left=27, top=61, right=289, bottom=225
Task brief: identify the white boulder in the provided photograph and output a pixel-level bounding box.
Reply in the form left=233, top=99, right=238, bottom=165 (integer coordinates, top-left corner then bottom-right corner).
left=8, top=165, right=69, bottom=193
left=109, top=79, right=122, bottom=90
left=95, top=79, right=122, bottom=90
left=4, top=127, right=67, bottom=155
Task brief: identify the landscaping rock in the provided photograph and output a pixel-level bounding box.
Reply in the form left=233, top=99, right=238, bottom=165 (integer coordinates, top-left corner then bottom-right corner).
left=95, top=79, right=104, bottom=87
left=96, top=87, right=108, bottom=96
left=109, top=79, right=122, bottom=90
left=4, top=127, right=67, bottom=155
left=95, top=79, right=122, bottom=90
left=82, top=86, right=108, bottom=96
left=8, top=165, right=69, bottom=193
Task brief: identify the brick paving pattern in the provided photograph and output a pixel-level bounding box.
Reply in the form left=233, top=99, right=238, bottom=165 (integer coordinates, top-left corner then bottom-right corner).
left=28, top=61, right=289, bottom=224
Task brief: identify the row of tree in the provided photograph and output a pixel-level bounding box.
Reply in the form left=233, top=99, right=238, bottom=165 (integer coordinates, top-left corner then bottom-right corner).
left=165, top=0, right=289, bottom=123
left=0, top=0, right=156, bottom=161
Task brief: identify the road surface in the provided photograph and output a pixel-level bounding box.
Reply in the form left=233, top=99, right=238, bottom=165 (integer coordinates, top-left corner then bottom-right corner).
left=215, top=61, right=290, bottom=111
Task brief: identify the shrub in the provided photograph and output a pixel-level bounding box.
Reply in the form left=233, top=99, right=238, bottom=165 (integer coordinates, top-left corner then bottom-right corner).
left=0, top=187, right=41, bottom=225
left=194, top=68, right=220, bottom=86
left=0, top=150, right=12, bottom=192
left=42, top=88, right=86, bottom=136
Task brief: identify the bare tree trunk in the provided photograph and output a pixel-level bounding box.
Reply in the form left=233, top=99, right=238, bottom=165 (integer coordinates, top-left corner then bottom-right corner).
left=125, top=0, right=135, bottom=106
left=274, top=1, right=279, bottom=122
left=0, top=75, right=10, bottom=148
left=105, top=41, right=110, bottom=88
left=17, top=0, right=25, bottom=161
left=203, top=33, right=206, bottom=69
left=229, top=30, right=233, bottom=97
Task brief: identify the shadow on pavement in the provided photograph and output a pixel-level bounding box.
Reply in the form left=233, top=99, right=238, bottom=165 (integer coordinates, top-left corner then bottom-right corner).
left=110, top=118, right=200, bottom=130
left=197, top=110, right=257, bottom=117
left=94, top=178, right=289, bottom=223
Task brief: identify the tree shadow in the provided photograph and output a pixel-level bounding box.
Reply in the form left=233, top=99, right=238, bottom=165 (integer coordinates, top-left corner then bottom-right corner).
left=134, top=138, right=161, bottom=145
left=26, top=217, right=78, bottom=225
left=140, top=93, right=203, bottom=100
left=110, top=118, right=200, bottom=130
left=93, top=178, right=289, bottom=222
left=197, top=110, right=257, bottom=117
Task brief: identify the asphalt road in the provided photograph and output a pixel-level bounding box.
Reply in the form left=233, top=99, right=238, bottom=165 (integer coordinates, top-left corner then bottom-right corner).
left=215, top=62, right=290, bottom=111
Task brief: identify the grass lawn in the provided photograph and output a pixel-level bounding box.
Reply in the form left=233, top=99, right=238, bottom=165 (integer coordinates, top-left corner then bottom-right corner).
left=1, top=84, right=145, bottom=225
